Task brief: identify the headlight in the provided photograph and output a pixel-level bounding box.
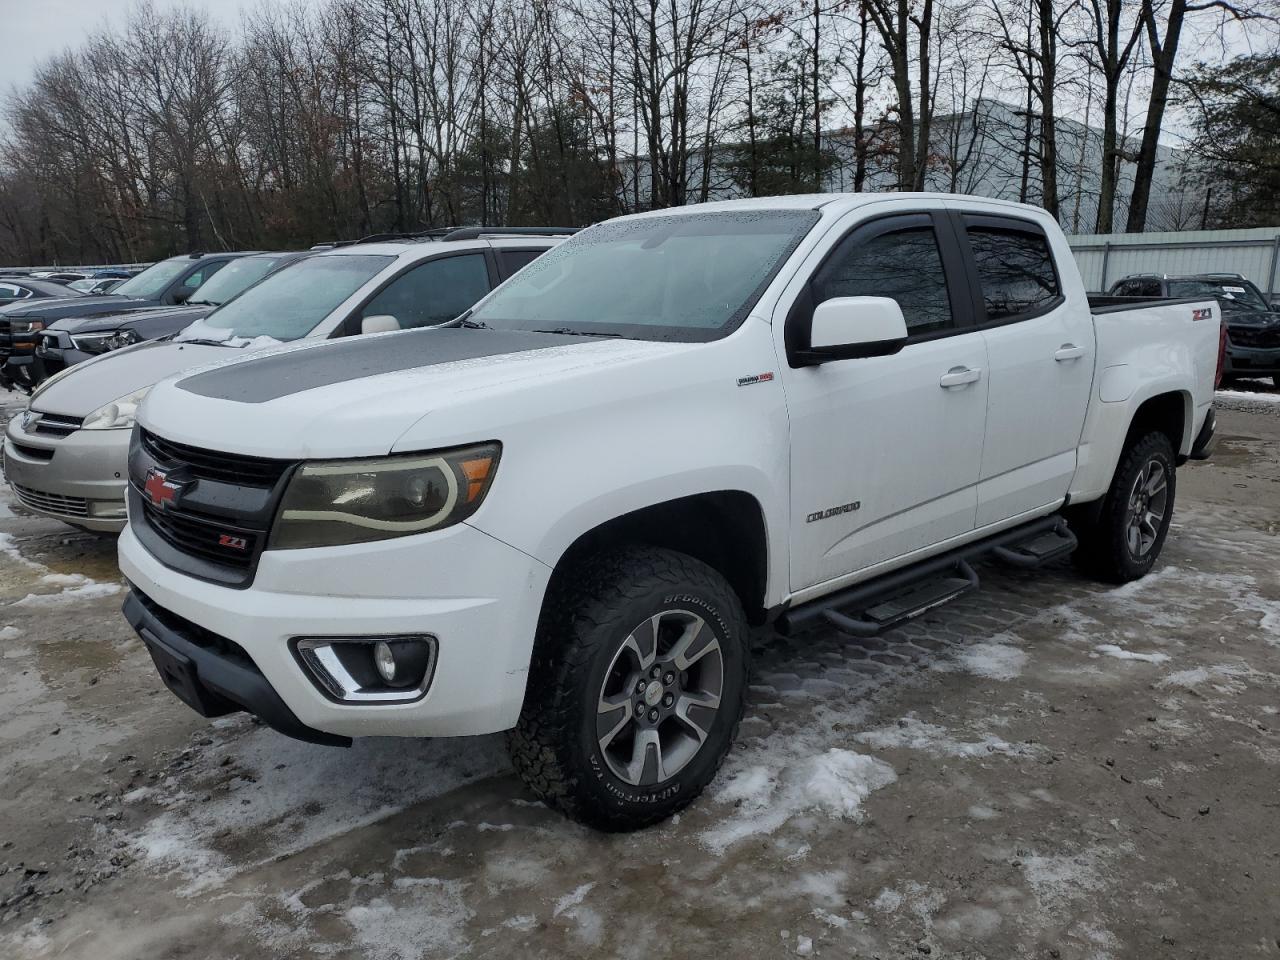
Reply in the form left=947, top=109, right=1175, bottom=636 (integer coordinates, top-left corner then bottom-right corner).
left=82, top=386, right=151, bottom=430
left=71, top=328, right=140, bottom=355
left=10, top=320, right=44, bottom=335
left=269, top=442, right=501, bottom=549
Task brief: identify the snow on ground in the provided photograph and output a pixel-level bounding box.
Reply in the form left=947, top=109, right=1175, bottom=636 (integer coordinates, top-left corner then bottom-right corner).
left=129, top=720, right=509, bottom=891
left=933, top=638, right=1027, bottom=680
left=13, top=575, right=121, bottom=606
left=0, top=532, right=42, bottom=569
left=1094, top=644, right=1171, bottom=664
left=854, top=715, right=1042, bottom=760
left=699, top=748, right=897, bottom=854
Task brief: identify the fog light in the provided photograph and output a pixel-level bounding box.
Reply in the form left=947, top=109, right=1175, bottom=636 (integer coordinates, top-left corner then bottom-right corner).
left=293, top=635, right=438, bottom=703
left=374, top=641, right=397, bottom=683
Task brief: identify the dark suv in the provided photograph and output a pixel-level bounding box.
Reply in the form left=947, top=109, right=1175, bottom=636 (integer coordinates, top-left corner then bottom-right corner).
left=1108, top=273, right=1280, bottom=387
left=0, top=251, right=257, bottom=391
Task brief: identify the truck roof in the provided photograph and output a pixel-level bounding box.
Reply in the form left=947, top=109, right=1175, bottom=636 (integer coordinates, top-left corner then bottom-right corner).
left=616, top=192, right=1052, bottom=221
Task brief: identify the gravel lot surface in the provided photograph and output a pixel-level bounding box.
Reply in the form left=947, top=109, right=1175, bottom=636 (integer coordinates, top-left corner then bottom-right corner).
left=1, top=382, right=1278, bottom=960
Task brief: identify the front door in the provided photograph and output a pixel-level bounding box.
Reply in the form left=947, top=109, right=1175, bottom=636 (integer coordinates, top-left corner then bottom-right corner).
left=779, top=211, right=989, bottom=594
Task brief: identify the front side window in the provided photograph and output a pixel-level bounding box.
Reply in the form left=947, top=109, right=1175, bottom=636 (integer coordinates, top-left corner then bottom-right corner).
left=360, top=254, right=491, bottom=329
left=190, top=253, right=393, bottom=342
left=0, top=284, right=27, bottom=299
left=813, top=226, right=955, bottom=335
left=468, top=211, right=820, bottom=342
left=112, top=258, right=193, bottom=299
left=968, top=227, right=1061, bottom=320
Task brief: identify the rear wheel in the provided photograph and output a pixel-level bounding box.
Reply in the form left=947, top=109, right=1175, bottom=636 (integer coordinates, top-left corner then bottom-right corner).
left=1073, top=432, right=1176, bottom=583
left=508, top=546, right=749, bottom=831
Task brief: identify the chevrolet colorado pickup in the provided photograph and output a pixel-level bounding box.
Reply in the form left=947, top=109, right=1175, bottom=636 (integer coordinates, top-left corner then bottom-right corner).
left=118, top=194, right=1221, bottom=830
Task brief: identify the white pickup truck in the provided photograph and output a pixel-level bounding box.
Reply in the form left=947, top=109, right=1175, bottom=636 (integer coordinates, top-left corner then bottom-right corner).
left=118, top=194, right=1221, bottom=831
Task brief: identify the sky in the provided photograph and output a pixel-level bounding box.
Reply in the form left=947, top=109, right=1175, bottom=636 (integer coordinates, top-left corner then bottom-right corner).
left=0, top=0, right=256, bottom=96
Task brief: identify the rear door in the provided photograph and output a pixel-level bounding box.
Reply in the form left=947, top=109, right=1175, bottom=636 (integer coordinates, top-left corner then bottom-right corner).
left=952, top=212, right=1096, bottom=526
left=780, top=209, right=989, bottom=592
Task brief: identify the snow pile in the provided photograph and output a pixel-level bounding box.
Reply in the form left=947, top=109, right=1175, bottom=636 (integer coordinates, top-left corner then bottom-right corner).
left=934, top=639, right=1027, bottom=680
left=0, top=532, right=42, bottom=569
left=700, top=748, right=896, bottom=854
left=13, top=573, right=121, bottom=606
left=1157, top=662, right=1253, bottom=694
left=175, top=316, right=284, bottom=350
left=1094, top=644, right=1170, bottom=664
left=855, top=715, right=1040, bottom=759
left=1216, top=388, right=1280, bottom=405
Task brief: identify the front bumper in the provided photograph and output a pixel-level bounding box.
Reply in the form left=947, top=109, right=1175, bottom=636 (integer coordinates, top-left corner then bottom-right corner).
left=2, top=418, right=129, bottom=532
left=1224, top=342, right=1280, bottom=376
left=117, top=521, right=551, bottom=740
left=34, top=335, right=95, bottom=376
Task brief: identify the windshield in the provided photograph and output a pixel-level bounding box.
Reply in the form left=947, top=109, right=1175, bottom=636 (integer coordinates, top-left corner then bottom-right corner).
left=1167, top=279, right=1269, bottom=312
left=112, top=258, right=192, bottom=299
left=68, top=278, right=97, bottom=293
left=187, top=255, right=289, bottom=306
left=185, top=254, right=392, bottom=343
left=467, top=210, right=820, bottom=341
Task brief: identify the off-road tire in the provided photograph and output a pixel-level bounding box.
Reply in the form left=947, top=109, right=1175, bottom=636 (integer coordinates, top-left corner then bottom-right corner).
left=507, top=546, right=750, bottom=831
left=1073, top=431, right=1176, bottom=583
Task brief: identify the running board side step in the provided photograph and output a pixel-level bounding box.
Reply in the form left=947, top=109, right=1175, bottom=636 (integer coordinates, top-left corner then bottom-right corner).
left=776, top=515, right=1076, bottom=639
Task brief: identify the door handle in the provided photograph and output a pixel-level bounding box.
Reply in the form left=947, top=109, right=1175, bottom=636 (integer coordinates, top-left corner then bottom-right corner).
left=1054, top=344, right=1085, bottom=362
left=939, top=366, right=982, bottom=388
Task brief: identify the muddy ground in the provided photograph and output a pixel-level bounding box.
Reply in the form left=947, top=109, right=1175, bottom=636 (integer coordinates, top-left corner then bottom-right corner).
left=1, top=384, right=1278, bottom=960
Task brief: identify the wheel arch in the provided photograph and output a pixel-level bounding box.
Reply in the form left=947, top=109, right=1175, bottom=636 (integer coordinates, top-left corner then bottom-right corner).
left=541, top=491, right=772, bottom=626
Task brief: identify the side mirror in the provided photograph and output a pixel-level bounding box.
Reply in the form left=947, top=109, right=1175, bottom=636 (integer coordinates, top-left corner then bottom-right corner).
left=794, top=296, right=909, bottom=366
left=361, top=314, right=400, bottom=335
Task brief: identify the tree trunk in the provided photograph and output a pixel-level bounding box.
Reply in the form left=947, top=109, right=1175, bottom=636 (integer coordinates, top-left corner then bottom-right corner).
left=1125, top=0, right=1186, bottom=233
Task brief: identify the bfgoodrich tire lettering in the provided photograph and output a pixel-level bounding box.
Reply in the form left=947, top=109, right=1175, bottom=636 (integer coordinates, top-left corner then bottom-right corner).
left=508, top=547, right=749, bottom=831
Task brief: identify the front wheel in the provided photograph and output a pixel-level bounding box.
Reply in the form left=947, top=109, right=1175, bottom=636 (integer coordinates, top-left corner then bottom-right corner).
left=1073, top=431, right=1176, bottom=583
left=508, top=546, right=749, bottom=831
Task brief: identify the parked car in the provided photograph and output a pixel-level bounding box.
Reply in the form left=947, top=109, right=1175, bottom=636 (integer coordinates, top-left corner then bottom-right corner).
left=2, top=230, right=566, bottom=532
left=36, top=251, right=312, bottom=379
left=30, top=271, right=91, bottom=283
left=0, top=277, right=87, bottom=307
left=67, top=277, right=125, bottom=295
left=0, top=251, right=256, bottom=391
left=113, top=195, right=1221, bottom=831
left=1107, top=273, right=1280, bottom=388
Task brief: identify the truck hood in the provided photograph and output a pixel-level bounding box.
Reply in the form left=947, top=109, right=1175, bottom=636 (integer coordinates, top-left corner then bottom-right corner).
left=49, top=304, right=210, bottom=335
left=140, top=327, right=693, bottom=458
left=30, top=340, right=245, bottom=418
left=0, top=294, right=155, bottom=322
left=1223, top=307, right=1280, bottom=329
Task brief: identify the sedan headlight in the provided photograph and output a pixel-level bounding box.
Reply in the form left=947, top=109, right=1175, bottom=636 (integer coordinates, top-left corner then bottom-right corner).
left=269, top=442, right=501, bottom=549
left=82, top=386, right=151, bottom=430
left=71, top=328, right=141, bottom=355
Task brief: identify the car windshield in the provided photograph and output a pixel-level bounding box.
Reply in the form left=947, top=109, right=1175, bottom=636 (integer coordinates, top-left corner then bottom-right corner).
left=467, top=210, right=820, bottom=341
left=1167, top=279, right=1269, bottom=312
left=112, top=258, right=192, bottom=299
left=183, top=254, right=392, bottom=343
left=67, top=278, right=97, bottom=293
left=186, top=255, right=289, bottom=307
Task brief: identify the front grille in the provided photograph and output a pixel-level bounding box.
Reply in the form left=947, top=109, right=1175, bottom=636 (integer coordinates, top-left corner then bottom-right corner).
left=1229, top=326, right=1280, bottom=349
left=141, top=429, right=291, bottom=487
left=140, top=499, right=259, bottom=570
left=30, top=413, right=81, bottom=437
left=12, top=482, right=88, bottom=518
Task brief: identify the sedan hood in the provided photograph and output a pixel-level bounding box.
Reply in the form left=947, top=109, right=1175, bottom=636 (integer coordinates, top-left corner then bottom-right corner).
left=29, top=340, right=242, bottom=418
left=50, top=304, right=207, bottom=335
left=141, top=328, right=693, bottom=459
left=0, top=294, right=155, bottom=322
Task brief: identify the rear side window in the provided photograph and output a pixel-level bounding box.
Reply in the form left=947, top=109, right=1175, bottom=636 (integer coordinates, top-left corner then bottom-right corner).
left=812, top=226, right=955, bottom=336
left=967, top=227, right=1060, bottom=320
left=0, top=283, right=28, bottom=299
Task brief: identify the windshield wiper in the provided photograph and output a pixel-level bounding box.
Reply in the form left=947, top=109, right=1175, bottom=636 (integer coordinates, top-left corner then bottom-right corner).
left=176, top=338, right=236, bottom=347
left=533, top=327, right=622, bottom=338
left=186, top=299, right=219, bottom=307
